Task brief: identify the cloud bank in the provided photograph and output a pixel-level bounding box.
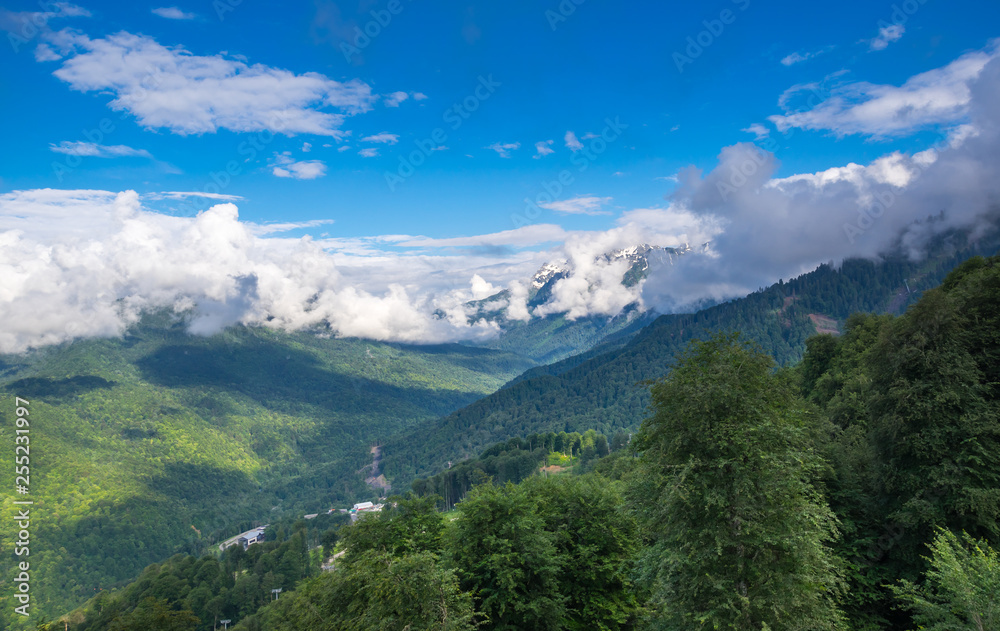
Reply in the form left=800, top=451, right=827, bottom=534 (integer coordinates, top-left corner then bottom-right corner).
left=0, top=191, right=508, bottom=353
left=641, top=52, right=1000, bottom=313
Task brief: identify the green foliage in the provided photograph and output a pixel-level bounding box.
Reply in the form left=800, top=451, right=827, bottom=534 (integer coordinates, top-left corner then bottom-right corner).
left=340, top=495, right=445, bottom=561
left=798, top=254, right=1000, bottom=629
left=631, top=335, right=847, bottom=630
left=443, top=475, right=640, bottom=630
left=448, top=482, right=565, bottom=630
left=411, top=431, right=615, bottom=509
left=67, top=523, right=317, bottom=631
left=247, top=550, right=476, bottom=631
left=890, top=529, right=1000, bottom=630
left=105, top=597, right=200, bottom=631
left=518, top=476, right=640, bottom=630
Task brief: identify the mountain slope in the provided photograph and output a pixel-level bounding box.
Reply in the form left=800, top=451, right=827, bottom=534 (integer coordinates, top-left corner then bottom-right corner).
left=382, top=237, right=1000, bottom=485
left=0, top=319, right=536, bottom=626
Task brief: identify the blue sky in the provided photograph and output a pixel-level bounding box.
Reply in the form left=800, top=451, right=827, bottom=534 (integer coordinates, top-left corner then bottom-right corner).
left=2, top=0, right=996, bottom=235
left=1, top=0, right=999, bottom=350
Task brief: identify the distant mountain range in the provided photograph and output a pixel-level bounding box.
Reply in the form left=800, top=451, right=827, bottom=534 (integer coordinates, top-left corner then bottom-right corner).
left=466, top=243, right=703, bottom=364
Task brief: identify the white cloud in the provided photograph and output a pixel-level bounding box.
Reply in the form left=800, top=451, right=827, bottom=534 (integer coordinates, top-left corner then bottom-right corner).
left=538, top=195, right=613, bottom=215
left=302, top=142, right=312, bottom=152
left=398, top=224, right=568, bottom=249
left=271, top=153, right=327, bottom=179
left=6, top=48, right=1000, bottom=352
left=0, top=2, right=89, bottom=35
left=383, top=91, right=409, bottom=107
left=533, top=140, right=554, bottom=158
left=151, top=7, right=195, bottom=20
left=638, top=53, right=1000, bottom=313
left=46, top=30, right=376, bottom=137
left=564, top=131, right=583, bottom=151
left=469, top=274, right=499, bottom=300
left=362, top=132, right=399, bottom=144
left=742, top=123, right=770, bottom=139
left=146, top=191, right=244, bottom=202
left=383, top=91, right=426, bottom=107
left=49, top=141, right=153, bottom=158
left=870, top=24, right=904, bottom=51
left=487, top=142, right=520, bottom=158
left=248, top=219, right=335, bottom=236
left=358, top=148, right=379, bottom=158
left=780, top=46, right=833, bottom=66
left=0, top=191, right=511, bottom=352
left=781, top=52, right=809, bottom=66
left=769, top=43, right=999, bottom=137
left=337, top=145, right=351, bottom=152
left=34, top=43, right=62, bottom=61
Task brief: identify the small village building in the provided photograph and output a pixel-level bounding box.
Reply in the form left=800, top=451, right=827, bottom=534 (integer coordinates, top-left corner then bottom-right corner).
left=237, top=527, right=266, bottom=550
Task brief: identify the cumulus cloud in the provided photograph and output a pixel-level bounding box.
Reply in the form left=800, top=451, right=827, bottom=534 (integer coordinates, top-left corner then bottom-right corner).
left=638, top=53, right=1000, bottom=313
left=530, top=208, right=722, bottom=320
left=151, top=7, right=195, bottom=20
left=742, top=123, right=770, bottom=139
left=45, top=30, right=376, bottom=137
left=564, top=131, right=583, bottom=151
left=486, top=142, right=520, bottom=158
left=50, top=141, right=153, bottom=158
left=769, top=43, right=998, bottom=137
left=870, top=24, right=904, bottom=51
left=271, top=153, right=327, bottom=179
left=358, top=148, right=379, bottom=158
left=469, top=274, right=499, bottom=300
left=534, top=140, right=554, bottom=158
left=362, top=132, right=399, bottom=144
left=0, top=191, right=510, bottom=352
left=383, top=91, right=409, bottom=107
left=539, top=196, right=613, bottom=215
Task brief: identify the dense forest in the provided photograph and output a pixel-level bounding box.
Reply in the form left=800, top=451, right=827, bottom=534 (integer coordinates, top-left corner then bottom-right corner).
left=39, top=253, right=1000, bottom=630
left=410, top=428, right=616, bottom=509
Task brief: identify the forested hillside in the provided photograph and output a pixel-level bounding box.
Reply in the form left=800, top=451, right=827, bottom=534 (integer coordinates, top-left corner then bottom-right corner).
left=0, top=320, right=536, bottom=627
left=52, top=254, right=1000, bottom=630
left=382, top=238, right=999, bottom=485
